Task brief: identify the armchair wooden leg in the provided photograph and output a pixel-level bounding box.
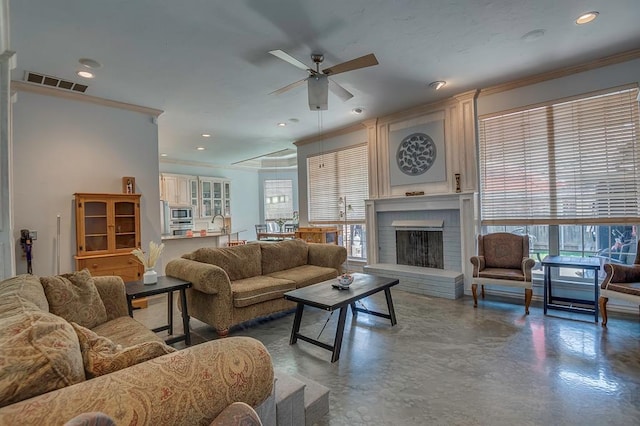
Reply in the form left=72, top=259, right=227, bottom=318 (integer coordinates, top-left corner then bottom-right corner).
left=472, top=283, right=478, bottom=308
left=524, top=288, right=532, bottom=315
left=481, top=284, right=485, bottom=299
left=599, top=296, right=608, bottom=327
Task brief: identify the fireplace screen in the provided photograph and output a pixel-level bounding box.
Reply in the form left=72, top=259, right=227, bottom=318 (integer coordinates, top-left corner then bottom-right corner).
left=396, top=230, right=444, bottom=269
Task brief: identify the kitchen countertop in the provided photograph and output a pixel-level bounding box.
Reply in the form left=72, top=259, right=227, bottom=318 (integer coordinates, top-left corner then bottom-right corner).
left=161, top=229, right=245, bottom=241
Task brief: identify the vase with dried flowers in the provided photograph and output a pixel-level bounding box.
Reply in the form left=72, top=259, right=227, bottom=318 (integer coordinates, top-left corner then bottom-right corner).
left=131, top=241, right=164, bottom=285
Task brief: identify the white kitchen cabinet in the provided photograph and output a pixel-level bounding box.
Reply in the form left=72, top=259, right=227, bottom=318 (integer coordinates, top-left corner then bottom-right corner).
left=160, top=173, right=196, bottom=206
left=160, top=173, right=230, bottom=220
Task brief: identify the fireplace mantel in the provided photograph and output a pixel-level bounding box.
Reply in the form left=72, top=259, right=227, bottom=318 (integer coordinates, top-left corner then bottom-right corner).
left=365, top=192, right=478, bottom=293
left=367, top=192, right=475, bottom=212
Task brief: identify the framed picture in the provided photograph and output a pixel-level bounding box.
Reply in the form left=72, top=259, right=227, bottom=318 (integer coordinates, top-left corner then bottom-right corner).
left=122, top=177, right=135, bottom=194
left=388, top=114, right=446, bottom=186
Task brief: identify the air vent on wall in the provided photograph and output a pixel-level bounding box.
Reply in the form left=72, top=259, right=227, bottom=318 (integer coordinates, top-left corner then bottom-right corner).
left=24, top=71, right=88, bottom=93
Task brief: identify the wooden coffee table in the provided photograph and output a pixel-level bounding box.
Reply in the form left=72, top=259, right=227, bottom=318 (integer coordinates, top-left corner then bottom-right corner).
left=283, top=273, right=399, bottom=362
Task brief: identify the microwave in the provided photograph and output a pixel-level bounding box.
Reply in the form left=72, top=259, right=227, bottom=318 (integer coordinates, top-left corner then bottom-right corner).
left=169, top=205, right=193, bottom=221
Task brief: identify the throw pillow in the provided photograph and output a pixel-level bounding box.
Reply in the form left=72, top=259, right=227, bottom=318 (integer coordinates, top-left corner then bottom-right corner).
left=71, top=323, right=177, bottom=378
left=40, top=269, right=108, bottom=329
left=0, top=304, right=85, bottom=407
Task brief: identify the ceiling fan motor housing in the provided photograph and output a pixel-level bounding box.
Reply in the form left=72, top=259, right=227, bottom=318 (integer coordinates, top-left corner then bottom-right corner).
left=308, top=74, right=328, bottom=110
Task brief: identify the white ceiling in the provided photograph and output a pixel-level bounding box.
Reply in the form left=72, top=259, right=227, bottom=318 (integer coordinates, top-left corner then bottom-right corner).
left=10, top=1, right=640, bottom=167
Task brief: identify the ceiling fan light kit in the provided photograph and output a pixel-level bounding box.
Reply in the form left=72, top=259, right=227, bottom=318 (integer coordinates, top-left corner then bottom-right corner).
left=308, top=75, right=329, bottom=110
left=269, top=49, right=378, bottom=110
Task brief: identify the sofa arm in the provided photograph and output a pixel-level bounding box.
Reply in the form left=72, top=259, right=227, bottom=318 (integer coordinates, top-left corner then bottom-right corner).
left=93, top=276, right=129, bottom=320
left=470, top=255, right=485, bottom=276
left=210, top=402, right=262, bottom=426
left=602, top=263, right=640, bottom=289
left=307, top=243, right=347, bottom=272
left=522, top=257, right=536, bottom=281
left=166, top=258, right=231, bottom=296
left=0, top=337, right=274, bottom=426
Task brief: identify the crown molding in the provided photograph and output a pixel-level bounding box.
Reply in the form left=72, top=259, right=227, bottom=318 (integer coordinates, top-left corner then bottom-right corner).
left=11, top=80, right=164, bottom=117
left=479, top=48, right=640, bottom=97
left=294, top=121, right=367, bottom=146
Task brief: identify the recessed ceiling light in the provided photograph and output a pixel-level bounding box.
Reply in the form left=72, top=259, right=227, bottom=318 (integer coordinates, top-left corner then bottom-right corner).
left=160, top=153, right=168, bottom=157
left=429, top=81, right=446, bottom=90
left=277, top=122, right=287, bottom=127
left=351, top=107, right=365, bottom=114
left=196, top=146, right=205, bottom=151
left=201, top=133, right=211, bottom=138
left=76, top=70, right=94, bottom=79
left=576, top=11, right=599, bottom=25
left=78, top=58, right=102, bottom=69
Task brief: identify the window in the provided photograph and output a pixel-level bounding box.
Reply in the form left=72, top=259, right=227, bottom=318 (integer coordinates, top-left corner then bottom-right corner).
left=307, top=144, right=368, bottom=259
left=479, top=86, right=640, bottom=225
left=479, top=85, right=640, bottom=284
left=264, top=179, right=293, bottom=220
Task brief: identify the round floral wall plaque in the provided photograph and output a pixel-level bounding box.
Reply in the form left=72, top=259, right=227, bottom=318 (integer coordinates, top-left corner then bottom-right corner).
left=396, top=132, right=437, bottom=176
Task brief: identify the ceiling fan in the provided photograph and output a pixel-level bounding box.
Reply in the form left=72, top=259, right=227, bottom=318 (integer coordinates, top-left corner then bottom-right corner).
left=269, top=49, right=379, bottom=110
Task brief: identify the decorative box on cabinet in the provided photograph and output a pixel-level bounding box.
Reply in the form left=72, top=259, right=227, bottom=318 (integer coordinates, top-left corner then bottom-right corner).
left=295, top=227, right=339, bottom=244
left=74, top=192, right=144, bottom=285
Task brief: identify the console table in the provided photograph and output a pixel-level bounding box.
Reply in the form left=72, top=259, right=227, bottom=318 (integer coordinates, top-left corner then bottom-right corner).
left=541, top=255, right=601, bottom=322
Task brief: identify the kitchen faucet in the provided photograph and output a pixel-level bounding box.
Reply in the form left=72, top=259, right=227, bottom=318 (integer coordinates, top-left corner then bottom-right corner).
left=211, top=214, right=227, bottom=234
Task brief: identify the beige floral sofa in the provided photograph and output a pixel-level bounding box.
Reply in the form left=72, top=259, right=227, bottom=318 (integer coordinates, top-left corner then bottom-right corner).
left=0, top=271, right=274, bottom=425
left=166, top=239, right=347, bottom=336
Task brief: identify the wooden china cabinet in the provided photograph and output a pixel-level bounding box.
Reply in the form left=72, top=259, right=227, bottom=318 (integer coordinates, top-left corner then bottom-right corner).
left=74, top=193, right=143, bottom=282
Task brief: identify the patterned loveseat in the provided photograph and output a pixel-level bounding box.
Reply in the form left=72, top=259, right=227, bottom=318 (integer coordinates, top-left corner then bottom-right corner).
left=166, top=239, right=347, bottom=336
left=0, top=272, right=274, bottom=425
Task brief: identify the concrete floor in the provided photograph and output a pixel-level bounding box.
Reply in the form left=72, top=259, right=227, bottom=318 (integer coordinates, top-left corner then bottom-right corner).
left=134, top=290, right=640, bottom=426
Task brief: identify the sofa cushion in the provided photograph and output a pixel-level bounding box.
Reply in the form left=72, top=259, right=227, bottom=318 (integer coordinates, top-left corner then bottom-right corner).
left=260, top=239, right=309, bottom=275
left=40, top=269, right=108, bottom=329
left=267, top=265, right=338, bottom=288
left=0, top=295, right=85, bottom=408
left=185, top=244, right=262, bottom=281
left=231, top=276, right=296, bottom=308
left=90, top=316, right=164, bottom=347
left=71, top=323, right=176, bottom=378
left=0, top=274, right=49, bottom=311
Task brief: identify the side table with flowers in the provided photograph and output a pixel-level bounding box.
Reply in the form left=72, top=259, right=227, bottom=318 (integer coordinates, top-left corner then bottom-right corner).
left=132, top=241, right=164, bottom=284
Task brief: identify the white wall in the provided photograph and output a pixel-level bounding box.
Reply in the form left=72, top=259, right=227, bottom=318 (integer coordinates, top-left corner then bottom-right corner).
left=159, top=163, right=260, bottom=241
left=12, top=91, right=160, bottom=276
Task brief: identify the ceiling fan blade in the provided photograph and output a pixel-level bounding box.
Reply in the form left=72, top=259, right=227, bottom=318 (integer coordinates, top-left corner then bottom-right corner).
left=322, top=53, right=379, bottom=76
left=268, top=49, right=312, bottom=72
left=328, top=79, right=353, bottom=102
left=269, top=78, right=307, bottom=96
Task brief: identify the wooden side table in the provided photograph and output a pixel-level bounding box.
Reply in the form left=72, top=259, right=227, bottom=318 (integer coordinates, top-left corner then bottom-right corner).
left=125, top=276, right=192, bottom=345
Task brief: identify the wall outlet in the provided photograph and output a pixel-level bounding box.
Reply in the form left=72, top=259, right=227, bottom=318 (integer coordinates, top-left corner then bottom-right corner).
left=29, top=231, right=37, bottom=240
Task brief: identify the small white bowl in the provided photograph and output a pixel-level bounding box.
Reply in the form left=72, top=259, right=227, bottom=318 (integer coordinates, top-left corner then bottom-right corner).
left=337, top=274, right=354, bottom=287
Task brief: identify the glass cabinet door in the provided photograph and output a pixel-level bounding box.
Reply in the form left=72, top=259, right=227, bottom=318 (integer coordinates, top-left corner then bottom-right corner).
left=201, top=180, right=212, bottom=217
left=190, top=179, right=199, bottom=215
left=83, top=201, right=108, bottom=252
left=224, top=182, right=231, bottom=216
left=212, top=181, right=223, bottom=216
left=114, top=201, right=137, bottom=250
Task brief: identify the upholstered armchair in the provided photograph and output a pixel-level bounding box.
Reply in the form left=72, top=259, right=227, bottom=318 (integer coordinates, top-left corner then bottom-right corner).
left=470, top=233, right=536, bottom=314
left=599, top=240, right=640, bottom=326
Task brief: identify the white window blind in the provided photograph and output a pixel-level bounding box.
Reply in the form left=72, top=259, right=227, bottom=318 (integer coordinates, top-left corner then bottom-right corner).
left=307, top=144, right=369, bottom=223
left=479, top=86, right=640, bottom=225
left=264, top=179, right=293, bottom=220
